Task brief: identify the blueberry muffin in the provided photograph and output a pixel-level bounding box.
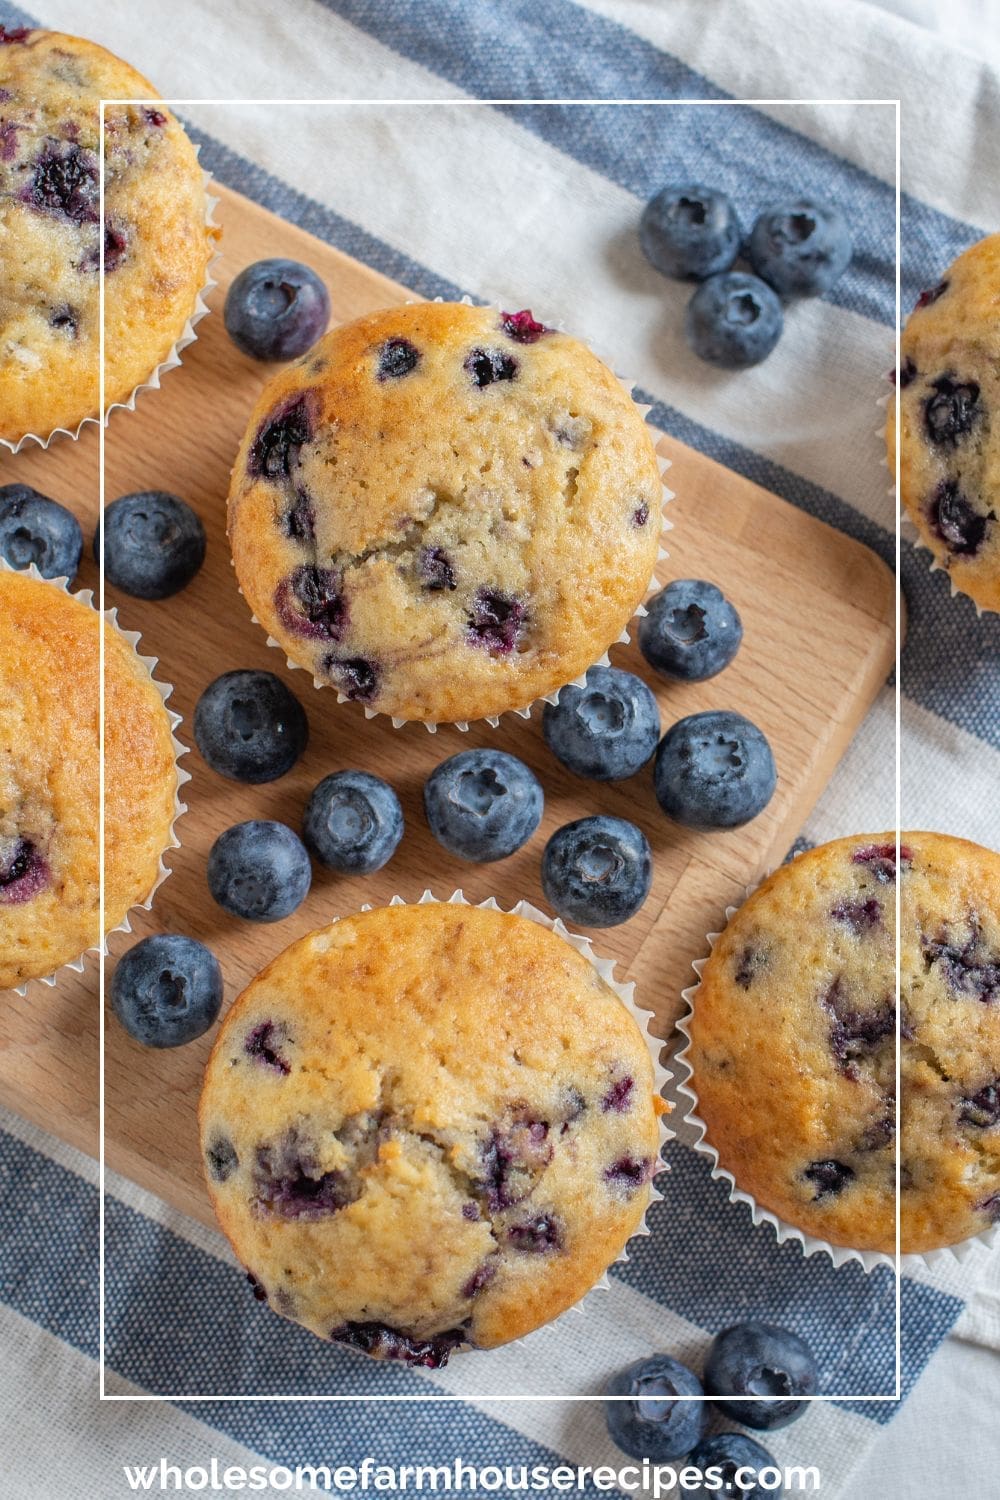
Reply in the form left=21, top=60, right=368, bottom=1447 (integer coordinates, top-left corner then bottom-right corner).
left=227, top=301, right=663, bottom=725
left=685, top=832, right=1000, bottom=1255
left=0, top=570, right=179, bottom=988
left=198, top=901, right=665, bottom=1364
left=887, top=234, right=1000, bottom=613
left=0, top=27, right=215, bottom=445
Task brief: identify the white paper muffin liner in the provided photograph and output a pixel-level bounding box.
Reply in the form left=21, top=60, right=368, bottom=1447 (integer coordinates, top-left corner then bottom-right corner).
left=877, top=374, right=995, bottom=619
left=673, top=855, right=1000, bottom=1274
left=0, top=157, right=219, bottom=454
left=239, top=294, right=675, bottom=733
left=336, top=887, right=673, bottom=1355
left=0, top=560, right=189, bottom=995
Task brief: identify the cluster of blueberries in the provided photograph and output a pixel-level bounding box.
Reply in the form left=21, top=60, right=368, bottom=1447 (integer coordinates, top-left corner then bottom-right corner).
left=111, top=573, right=776, bottom=1050
left=605, top=1321, right=818, bottom=1492
left=0, top=480, right=206, bottom=597
left=640, top=184, right=852, bottom=368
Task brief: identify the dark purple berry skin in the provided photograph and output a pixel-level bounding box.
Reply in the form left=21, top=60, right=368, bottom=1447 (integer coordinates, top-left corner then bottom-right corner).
left=830, top=897, right=882, bottom=934
left=466, top=588, right=526, bottom=655
left=916, top=280, right=949, bottom=309
left=601, top=1075, right=635, bottom=1113
left=853, top=842, right=911, bottom=883
left=685, top=272, right=783, bottom=369
left=102, top=221, right=128, bottom=273
left=605, top=1356, right=708, bottom=1462
left=639, top=579, right=742, bottom=683
left=748, top=198, right=852, bottom=298
left=98, top=491, right=206, bottom=600
left=376, top=337, right=420, bottom=380
left=923, top=376, right=981, bottom=447
left=804, top=1159, right=855, bottom=1199
left=274, top=566, right=346, bottom=641
left=207, top=821, right=311, bottom=923
left=922, top=923, right=1000, bottom=1004
left=224, top=258, right=330, bottom=362
left=500, top=309, right=550, bottom=343
left=640, top=183, right=741, bottom=281
left=194, top=670, right=309, bottom=785
left=654, top=710, right=776, bottom=831
left=418, top=546, right=456, bottom=591
left=0, top=839, right=49, bottom=904
left=822, top=977, right=894, bottom=1066
left=464, top=347, right=518, bottom=386
left=928, top=481, right=988, bottom=557
left=0, top=483, right=83, bottom=582
left=110, top=935, right=223, bottom=1049
left=253, top=1131, right=352, bottom=1220
left=324, top=656, right=380, bottom=703
left=505, top=1213, right=563, bottom=1252
left=604, top=1156, right=654, bottom=1197
left=21, top=142, right=98, bottom=224
left=960, top=1084, right=1000, bottom=1129
left=704, top=1321, right=818, bottom=1431
left=542, top=815, right=652, bottom=929
left=686, top=1434, right=778, bottom=1500
left=542, top=665, right=660, bottom=782
left=247, top=393, right=315, bottom=481
left=244, top=1020, right=291, bottom=1075
left=302, top=770, right=403, bottom=875
left=329, top=1320, right=466, bottom=1368
left=425, top=748, right=543, bottom=864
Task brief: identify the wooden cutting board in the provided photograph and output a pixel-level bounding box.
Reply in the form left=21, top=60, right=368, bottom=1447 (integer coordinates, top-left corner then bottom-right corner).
left=0, top=184, right=895, bottom=1227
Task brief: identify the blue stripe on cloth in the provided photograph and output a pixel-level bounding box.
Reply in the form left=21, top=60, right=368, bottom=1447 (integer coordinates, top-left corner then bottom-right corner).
left=0, top=1130, right=99, bottom=1359
left=0, top=1, right=33, bottom=25
left=315, top=0, right=982, bottom=324
left=190, top=126, right=1000, bottom=750
left=621, top=1144, right=962, bottom=1420
left=0, top=1122, right=962, bottom=1417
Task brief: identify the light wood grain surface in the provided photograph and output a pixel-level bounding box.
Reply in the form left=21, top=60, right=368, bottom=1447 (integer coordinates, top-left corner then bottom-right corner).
left=0, top=184, right=895, bottom=1228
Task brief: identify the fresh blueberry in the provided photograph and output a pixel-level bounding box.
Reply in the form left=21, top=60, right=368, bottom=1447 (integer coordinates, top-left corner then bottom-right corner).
left=207, top=821, right=311, bottom=923
left=111, top=934, right=223, bottom=1049
left=541, top=815, right=651, bottom=928
left=97, top=491, right=206, bottom=600
left=704, top=1321, right=818, bottom=1430
left=685, top=272, right=783, bottom=369
left=686, top=1434, right=780, bottom=1499
left=194, top=670, right=308, bottom=784
left=654, top=711, right=776, bottom=830
left=0, top=483, right=83, bottom=581
left=224, top=258, right=330, bottom=362
left=640, top=184, right=741, bottom=281
left=639, top=579, right=743, bottom=682
left=749, top=198, right=852, bottom=298
left=303, top=770, right=404, bottom=874
left=604, top=1355, right=709, bottom=1461
left=542, top=666, right=660, bottom=781
left=423, top=749, right=542, bottom=863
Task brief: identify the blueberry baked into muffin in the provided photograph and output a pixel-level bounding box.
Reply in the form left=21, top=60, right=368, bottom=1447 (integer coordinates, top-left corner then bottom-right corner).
left=887, top=234, right=1000, bottom=613
left=0, top=27, right=214, bottom=444
left=199, top=901, right=665, bottom=1364
left=0, top=569, right=179, bottom=988
left=684, top=832, right=1000, bottom=1255
left=227, top=301, right=663, bottom=724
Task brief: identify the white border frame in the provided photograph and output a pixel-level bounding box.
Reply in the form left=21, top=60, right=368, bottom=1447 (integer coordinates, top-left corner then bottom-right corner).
left=98, top=95, right=903, bottom=1403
